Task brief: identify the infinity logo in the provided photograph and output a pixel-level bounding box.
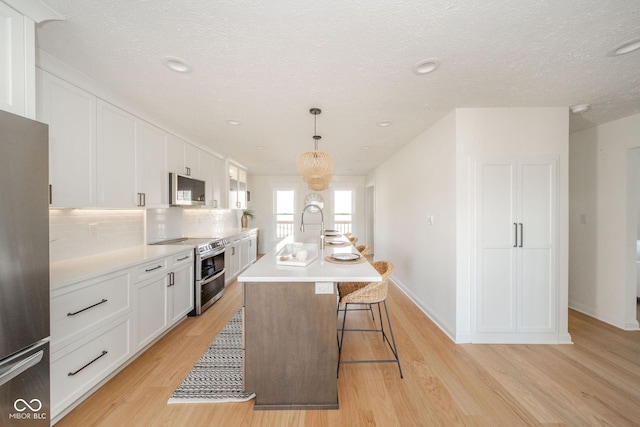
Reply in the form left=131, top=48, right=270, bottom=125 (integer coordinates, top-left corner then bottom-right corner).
left=13, top=398, right=42, bottom=412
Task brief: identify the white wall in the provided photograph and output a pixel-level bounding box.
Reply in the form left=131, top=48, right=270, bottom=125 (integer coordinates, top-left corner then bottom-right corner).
left=374, top=111, right=459, bottom=339
left=246, top=175, right=366, bottom=254
left=373, top=107, right=570, bottom=343
left=569, top=112, right=640, bottom=330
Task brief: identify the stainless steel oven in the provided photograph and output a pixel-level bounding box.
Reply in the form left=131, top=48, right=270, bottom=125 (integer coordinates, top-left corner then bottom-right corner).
left=192, top=239, right=227, bottom=315
left=153, top=237, right=226, bottom=316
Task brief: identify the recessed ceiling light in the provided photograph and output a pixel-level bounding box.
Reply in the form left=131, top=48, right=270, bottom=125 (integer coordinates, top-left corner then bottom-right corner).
left=570, top=104, right=590, bottom=114
left=162, top=56, right=192, bottom=73
left=377, top=121, right=392, bottom=127
left=226, top=120, right=241, bottom=126
left=362, top=146, right=370, bottom=150
left=608, top=37, right=640, bottom=56
left=413, top=58, right=441, bottom=75
left=255, top=145, right=265, bottom=149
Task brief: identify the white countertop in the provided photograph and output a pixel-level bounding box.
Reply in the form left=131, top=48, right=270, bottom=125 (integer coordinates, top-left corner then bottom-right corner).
left=238, top=235, right=381, bottom=283
left=51, top=228, right=259, bottom=290
left=50, top=244, right=193, bottom=290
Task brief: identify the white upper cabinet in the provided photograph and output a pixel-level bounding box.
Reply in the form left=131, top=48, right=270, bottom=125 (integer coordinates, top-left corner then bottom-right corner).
left=0, top=1, right=63, bottom=118
left=166, top=134, right=185, bottom=175
left=0, top=2, right=32, bottom=117
left=166, top=135, right=201, bottom=178
left=96, top=100, right=137, bottom=207
left=213, top=156, right=228, bottom=208
left=136, top=120, right=167, bottom=207
left=37, top=69, right=97, bottom=207
left=184, top=142, right=200, bottom=178
left=229, top=162, right=247, bottom=209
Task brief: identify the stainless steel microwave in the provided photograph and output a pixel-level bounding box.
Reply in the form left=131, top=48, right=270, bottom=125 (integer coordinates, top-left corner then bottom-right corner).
left=169, top=173, right=206, bottom=206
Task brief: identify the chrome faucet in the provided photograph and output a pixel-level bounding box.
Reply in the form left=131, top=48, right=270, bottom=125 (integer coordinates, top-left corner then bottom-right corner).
left=300, top=204, right=325, bottom=248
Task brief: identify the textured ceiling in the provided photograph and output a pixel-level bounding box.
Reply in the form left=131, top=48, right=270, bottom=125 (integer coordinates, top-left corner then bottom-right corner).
left=35, top=0, right=640, bottom=175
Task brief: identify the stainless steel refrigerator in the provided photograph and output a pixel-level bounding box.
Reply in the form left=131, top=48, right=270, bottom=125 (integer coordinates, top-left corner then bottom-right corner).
left=0, top=110, right=50, bottom=425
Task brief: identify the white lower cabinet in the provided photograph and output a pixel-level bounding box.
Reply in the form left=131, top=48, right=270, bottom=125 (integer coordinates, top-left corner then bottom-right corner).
left=169, top=261, right=195, bottom=323
left=134, top=273, right=169, bottom=350
left=51, top=316, right=131, bottom=419
left=51, top=249, right=194, bottom=422
left=134, top=249, right=194, bottom=351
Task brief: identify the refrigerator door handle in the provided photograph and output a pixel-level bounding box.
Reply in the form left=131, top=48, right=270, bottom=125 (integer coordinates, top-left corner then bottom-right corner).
left=0, top=349, right=44, bottom=387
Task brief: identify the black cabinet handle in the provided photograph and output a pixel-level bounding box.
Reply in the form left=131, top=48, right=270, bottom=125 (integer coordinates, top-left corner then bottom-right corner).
left=67, top=299, right=108, bottom=316
left=68, top=350, right=108, bottom=376
left=168, top=272, right=175, bottom=287
left=513, top=223, right=517, bottom=247
left=177, top=255, right=189, bottom=261
left=145, top=265, right=162, bottom=272
left=519, top=223, right=523, bottom=247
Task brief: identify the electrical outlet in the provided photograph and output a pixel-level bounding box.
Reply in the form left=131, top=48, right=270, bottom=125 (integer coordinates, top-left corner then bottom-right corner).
left=315, top=282, right=333, bottom=294
left=89, top=223, right=98, bottom=237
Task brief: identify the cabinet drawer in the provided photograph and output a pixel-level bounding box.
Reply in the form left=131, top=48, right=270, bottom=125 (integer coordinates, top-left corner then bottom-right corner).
left=170, top=249, right=194, bottom=267
left=51, top=271, right=130, bottom=350
left=51, top=316, right=131, bottom=418
left=134, top=258, right=168, bottom=281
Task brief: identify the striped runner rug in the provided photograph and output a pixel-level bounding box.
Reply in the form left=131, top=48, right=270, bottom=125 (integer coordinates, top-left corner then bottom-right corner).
left=168, top=309, right=255, bottom=403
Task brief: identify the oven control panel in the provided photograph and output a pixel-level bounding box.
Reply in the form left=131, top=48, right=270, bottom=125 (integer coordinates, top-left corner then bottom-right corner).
left=197, top=239, right=227, bottom=255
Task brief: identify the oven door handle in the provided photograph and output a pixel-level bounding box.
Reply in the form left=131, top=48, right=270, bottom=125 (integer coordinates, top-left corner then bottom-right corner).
left=200, top=268, right=225, bottom=285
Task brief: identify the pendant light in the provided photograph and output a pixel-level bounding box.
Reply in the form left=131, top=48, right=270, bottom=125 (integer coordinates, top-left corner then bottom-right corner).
left=296, top=108, right=333, bottom=189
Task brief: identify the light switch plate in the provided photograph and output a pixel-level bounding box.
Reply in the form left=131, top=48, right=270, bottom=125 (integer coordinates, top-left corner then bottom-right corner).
left=315, top=282, right=333, bottom=294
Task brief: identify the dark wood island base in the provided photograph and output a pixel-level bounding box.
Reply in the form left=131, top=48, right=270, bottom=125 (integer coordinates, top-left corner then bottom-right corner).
left=243, top=281, right=338, bottom=410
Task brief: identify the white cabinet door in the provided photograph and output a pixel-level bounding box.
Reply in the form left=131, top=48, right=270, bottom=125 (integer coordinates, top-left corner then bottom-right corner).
left=200, top=151, right=216, bottom=207
left=0, top=2, right=29, bottom=117
left=184, top=143, right=200, bottom=178
left=248, top=233, right=258, bottom=264
left=477, top=162, right=517, bottom=333
left=518, top=161, right=556, bottom=333
left=213, top=156, right=227, bottom=208
left=37, top=69, right=97, bottom=207
left=166, top=134, right=185, bottom=175
left=240, top=237, right=250, bottom=271
left=169, top=263, right=194, bottom=323
left=134, top=274, right=168, bottom=350
left=475, top=158, right=557, bottom=339
left=97, top=100, right=137, bottom=207
left=136, top=120, right=167, bottom=207
left=225, top=241, right=241, bottom=285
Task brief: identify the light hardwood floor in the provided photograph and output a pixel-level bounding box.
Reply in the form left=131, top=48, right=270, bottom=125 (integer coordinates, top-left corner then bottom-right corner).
left=56, top=279, right=640, bottom=427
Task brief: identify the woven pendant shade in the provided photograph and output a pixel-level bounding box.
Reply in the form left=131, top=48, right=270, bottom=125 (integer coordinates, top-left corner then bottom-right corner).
left=296, top=151, right=334, bottom=179
left=306, top=175, right=330, bottom=191
left=297, top=108, right=333, bottom=189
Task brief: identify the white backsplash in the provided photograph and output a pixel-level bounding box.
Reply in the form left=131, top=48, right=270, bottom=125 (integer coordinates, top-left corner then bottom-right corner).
left=182, top=208, right=240, bottom=237
left=49, top=209, right=144, bottom=262
left=146, top=207, right=240, bottom=243
left=50, top=207, right=241, bottom=263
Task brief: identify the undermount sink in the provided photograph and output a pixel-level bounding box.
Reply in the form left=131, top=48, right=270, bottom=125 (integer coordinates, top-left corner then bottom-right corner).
left=276, top=243, right=318, bottom=267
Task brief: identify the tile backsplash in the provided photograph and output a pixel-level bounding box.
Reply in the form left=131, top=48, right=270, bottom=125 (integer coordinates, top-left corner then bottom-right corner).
left=49, top=209, right=144, bottom=262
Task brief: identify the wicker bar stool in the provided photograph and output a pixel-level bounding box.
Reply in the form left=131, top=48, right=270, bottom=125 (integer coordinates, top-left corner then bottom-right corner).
left=336, top=261, right=403, bottom=378
left=355, top=244, right=369, bottom=255
left=348, top=236, right=358, bottom=245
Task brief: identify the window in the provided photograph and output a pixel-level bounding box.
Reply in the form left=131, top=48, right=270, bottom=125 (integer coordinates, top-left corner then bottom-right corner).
left=276, top=190, right=295, bottom=238
left=334, top=190, right=352, bottom=235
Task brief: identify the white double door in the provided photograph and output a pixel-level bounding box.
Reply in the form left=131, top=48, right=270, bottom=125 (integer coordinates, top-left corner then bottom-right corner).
left=474, top=158, right=557, bottom=340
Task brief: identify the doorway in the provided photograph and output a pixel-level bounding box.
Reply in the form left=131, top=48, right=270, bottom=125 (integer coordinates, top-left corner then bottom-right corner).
left=626, top=148, right=640, bottom=324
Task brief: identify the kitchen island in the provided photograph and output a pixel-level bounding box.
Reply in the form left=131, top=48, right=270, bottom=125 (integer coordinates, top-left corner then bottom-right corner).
left=238, top=235, right=381, bottom=410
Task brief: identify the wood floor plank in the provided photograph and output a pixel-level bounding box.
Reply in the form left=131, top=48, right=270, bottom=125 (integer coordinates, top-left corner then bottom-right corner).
left=54, top=279, right=640, bottom=427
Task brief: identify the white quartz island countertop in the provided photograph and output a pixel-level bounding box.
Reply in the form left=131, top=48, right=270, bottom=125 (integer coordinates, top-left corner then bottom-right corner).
left=238, top=235, right=381, bottom=283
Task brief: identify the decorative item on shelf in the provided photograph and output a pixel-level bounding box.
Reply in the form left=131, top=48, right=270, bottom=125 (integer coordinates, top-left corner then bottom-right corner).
left=241, top=209, right=254, bottom=228
left=296, top=108, right=333, bottom=190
